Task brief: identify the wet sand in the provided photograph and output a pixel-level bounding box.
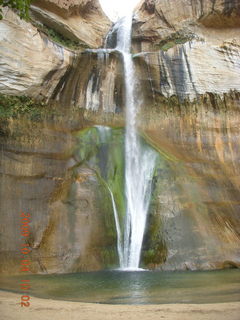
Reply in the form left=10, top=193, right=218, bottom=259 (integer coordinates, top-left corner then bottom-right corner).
left=1, top=291, right=240, bottom=320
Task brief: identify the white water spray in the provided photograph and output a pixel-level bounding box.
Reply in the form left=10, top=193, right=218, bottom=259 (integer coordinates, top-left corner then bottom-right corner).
left=107, top=185, right=124, bottom=267
left=116, top=14, right=157, bottom=270
left=89, top=12, right=156, bottom=270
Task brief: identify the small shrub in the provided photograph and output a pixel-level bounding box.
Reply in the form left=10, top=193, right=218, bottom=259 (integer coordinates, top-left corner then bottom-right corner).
left=32, top=21, right=89, bottom=50
left=0, top=94, right=47, bottom=120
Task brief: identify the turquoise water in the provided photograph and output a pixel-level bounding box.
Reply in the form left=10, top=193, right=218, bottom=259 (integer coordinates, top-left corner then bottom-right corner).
left=0, top=269, right=239, bottom=304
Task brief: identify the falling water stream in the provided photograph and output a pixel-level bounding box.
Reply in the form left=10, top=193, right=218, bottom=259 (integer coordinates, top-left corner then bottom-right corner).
left=115, top=15, right=156, bottom=269
left=89, top=13, right=156, bottom=270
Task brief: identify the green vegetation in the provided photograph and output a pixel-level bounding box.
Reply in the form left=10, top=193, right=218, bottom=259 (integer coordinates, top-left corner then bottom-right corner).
left=74, top=126, right=170, bottom=269
left=140, top=154, right=172, bottom=267
left=155, top=31, right=199, bottom=51
left=98, top=247, right=118, bottom=267
left=0, top=1, right=88, bottom=50
left=32, top=21, right=89, bottom=50
left=72, top=127, right=126, bottom=268
left=75, top=126, right=125, bottom=227
left=142, top=212, right=167, bottom=266
left=0, top=0, right=31, bottom=20
left=0, top=94, right=49, bottom=120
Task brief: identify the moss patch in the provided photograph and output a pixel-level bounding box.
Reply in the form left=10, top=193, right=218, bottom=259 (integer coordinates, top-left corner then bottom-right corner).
left=73, top=126, right=170, bottom=269
left=74, top=126, right=125, bottom=227
left=155, top=31, right=201, bottom=51
left=72, top=126, right=125, bottom=268
left=140, top=155, right=171, bottom=268
left=142, top=212, right=167, bottom=267
left=0, top=94, right=51, bottom=120
left=31, top=21, right=89, bottom=50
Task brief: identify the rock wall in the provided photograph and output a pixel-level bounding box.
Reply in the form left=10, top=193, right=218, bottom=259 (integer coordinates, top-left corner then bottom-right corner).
left=2, top=0, right=239, bottom=104
left=141, top=92, right=240, bottom=270
left=1, top=92, right=239, bottom=273
left=31, top=0, right=111, bottom=48
left=0, top=0, right=240, bottom=273
left=0, top=9, right=73, bottom=98
left=0, top=117, right=119, bottom=274
left=132, top=0, right=240, bottom=270
left=0, top=0, right=112, bottom=97
left=134, top=40, right=240, bottom=101
left=134, top=0, right=240, bottom=43
left=52, top=50, right=124, bottom=114
left=53, top=0, right=240, bottom=107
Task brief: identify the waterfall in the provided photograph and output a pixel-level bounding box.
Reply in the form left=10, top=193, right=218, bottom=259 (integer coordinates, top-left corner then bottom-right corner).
left=116, top=14, right=157, bottom=270
left=95, top=125, right=111, bottom=143
left=95, top=125, right=124, bottom=267
left=106, top=185, right=124, bottom=267
left=88, top=13, right=157, bottom=270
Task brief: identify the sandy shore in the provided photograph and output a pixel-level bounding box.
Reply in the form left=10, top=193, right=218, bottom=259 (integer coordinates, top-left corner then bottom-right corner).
left=1, top=291, right=240, bottom=320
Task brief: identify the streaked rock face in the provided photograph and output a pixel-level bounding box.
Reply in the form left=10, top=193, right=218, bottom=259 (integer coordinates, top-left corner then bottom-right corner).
left=131, top=0, right=240, bottom=100
left=0, top=9, right=72, bottom=97
left=0, top=0, right=239, bottom=273
left=0, top=0, right=112, bottom=97
left=134, top=40, right=240, bottom=100
left=31, top=0, right=111, bottom=48
left=55, top=0, right=240, bottom=107
left=52, top=50, right=124, bottom=114
left=0, top=117, right=119, bottom=274
left=134, top=0, right=240, bottom=43
left=1, top=92, right=239, bottom=274
left=140, top=92, right=240, bottom=270
left=132, top=0, right=240, bottom=270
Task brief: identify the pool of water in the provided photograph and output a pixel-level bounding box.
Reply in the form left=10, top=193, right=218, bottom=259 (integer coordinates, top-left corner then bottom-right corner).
left=0, top=269, right=239, bottom=304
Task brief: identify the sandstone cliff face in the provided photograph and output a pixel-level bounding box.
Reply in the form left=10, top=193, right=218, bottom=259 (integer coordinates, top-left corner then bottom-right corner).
left=52, top=50, right=124, bottom=114
left=0, top=0, right=111, bottom=97
left=132, top=0, right=240, bottom=270
left=31, top=0, right=111, bottom=48
left=0, top=9, right=73, bottom=97
left=0, top=117, right=119, bottom=274
left=0, top=0, right=240, bottom=273
left=134, top=40, right=240, bottom=100
left=53, top=0, right=240, bottom=106
left=141, top=92, right=240, bottom=270
left=132, top=0, right=240, bottom=100
left=1, top=92, right=239, bottom=273
left=134, top=0, right=240, bottom=42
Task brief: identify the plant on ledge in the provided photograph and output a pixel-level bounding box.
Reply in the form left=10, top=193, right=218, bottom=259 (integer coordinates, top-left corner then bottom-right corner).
left=0, top=0, right=32, bottom=20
